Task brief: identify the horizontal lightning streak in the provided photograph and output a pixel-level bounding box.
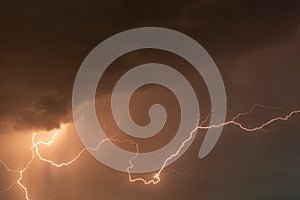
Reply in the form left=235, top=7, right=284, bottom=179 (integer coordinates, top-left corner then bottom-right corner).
left=129, top=105, right=300, bottom=184
left=199, top=109, right=300, bottom=132
left=0, top=104, right=299, bottom=199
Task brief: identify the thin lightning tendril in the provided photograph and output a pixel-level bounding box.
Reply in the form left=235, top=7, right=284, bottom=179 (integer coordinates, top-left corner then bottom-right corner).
left=128, top=104, right=300, bottom=184
left=1, top=105, right=300, bottom=199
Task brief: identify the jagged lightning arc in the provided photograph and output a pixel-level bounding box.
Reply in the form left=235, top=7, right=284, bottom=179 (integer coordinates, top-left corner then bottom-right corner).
left=1, top=105, right=300, bottom=199
left=127, top=104, right=300, bottom=184
left=0, top=127, right=139, bottom=200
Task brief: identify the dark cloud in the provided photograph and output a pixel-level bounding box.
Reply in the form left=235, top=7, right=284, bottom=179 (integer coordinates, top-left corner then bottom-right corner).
left=1, top=0, right=299, bottom=132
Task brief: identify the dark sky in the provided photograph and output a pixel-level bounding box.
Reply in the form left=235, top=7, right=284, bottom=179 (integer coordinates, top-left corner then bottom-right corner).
left=0, top=0, right=300, bottom=200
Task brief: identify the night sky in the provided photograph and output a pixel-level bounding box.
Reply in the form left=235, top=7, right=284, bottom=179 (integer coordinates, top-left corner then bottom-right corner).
left=1, top=1, right=300, bottom=199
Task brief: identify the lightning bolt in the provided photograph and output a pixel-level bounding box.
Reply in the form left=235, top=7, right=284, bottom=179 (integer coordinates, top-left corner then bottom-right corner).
left=0, top=127, right=139, bottom=200
left=0, top=144, right=35, bottom=200
left=128, top=104, right=300, bottom=184
left=1, top=104, right=300, bottom=199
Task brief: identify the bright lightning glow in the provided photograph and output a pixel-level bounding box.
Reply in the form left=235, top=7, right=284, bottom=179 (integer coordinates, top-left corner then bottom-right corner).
left=0, top=105, right=300, bottom=199
left=0, top=126, right=139, bottom=199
